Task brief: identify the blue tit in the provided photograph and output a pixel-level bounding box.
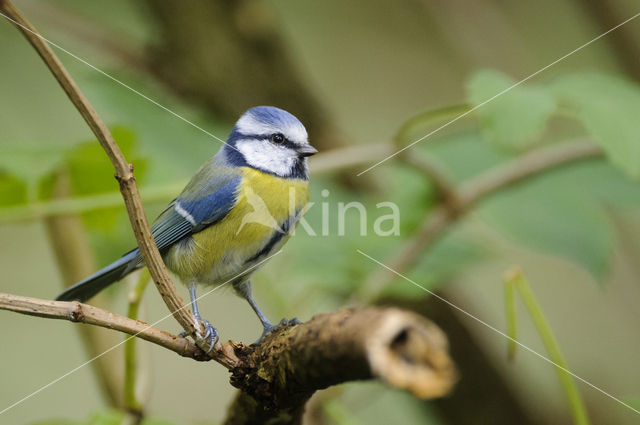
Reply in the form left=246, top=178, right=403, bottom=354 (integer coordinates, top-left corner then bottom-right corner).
left=56, top=106, right=317, bottom=344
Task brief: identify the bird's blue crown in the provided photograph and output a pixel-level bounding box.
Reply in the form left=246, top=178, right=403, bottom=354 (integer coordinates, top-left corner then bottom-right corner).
left=221, top=106, right=313, bottom=179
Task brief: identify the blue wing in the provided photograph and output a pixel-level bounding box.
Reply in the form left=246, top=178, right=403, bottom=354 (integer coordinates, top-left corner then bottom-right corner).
left=150, top=168, right=242, bottom=254
left=56, top=156, right=242, bottom=302
left=150, top=180, right=240, bottom=254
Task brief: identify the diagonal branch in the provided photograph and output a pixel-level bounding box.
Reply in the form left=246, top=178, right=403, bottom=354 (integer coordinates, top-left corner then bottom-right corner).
left=0, top=0, right=213, bottom=352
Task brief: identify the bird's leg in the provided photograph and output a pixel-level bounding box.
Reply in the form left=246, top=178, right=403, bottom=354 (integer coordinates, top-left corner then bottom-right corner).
left=186, top=282, right=218, bottom=351
left=235, top=280, right=300, bottom=343
left=239, top=281, right=275, bottom=337
left=247, top=292, right=275, bottom=337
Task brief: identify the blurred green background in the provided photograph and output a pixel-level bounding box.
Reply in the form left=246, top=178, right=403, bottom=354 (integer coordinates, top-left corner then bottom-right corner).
left=1, top=0, right=640, bottom=424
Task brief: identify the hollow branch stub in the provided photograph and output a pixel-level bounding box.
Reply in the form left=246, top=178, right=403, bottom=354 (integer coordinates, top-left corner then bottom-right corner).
left=229, top=308, right=457, bottom=410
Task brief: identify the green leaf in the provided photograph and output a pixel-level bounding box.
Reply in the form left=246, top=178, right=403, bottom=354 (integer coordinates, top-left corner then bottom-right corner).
left=414, top=130, right=636, bottom=284
left=551, top=74, right=640, bottom=178
left=0, top=145, right=68, bottom=201
left=554, top=160, right=640, bottom=208
left=66, top=127, right=147, bottom=196
left=467, top=70, right=556, bottom=150
left=65, top=126, right=147, bottom=233
left=480, top=174, right=614, bottom=282
left=0, top=145, right=67, bottom=184
left=0, top=174, right=27, bottom=207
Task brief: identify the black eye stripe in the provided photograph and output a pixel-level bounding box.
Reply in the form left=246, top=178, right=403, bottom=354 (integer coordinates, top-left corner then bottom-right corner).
left=247, top=133, right=299, bottom=149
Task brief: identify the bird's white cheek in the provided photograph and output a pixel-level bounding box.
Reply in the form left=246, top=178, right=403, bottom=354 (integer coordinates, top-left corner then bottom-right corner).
left=236, top=140, right=296, bottom=177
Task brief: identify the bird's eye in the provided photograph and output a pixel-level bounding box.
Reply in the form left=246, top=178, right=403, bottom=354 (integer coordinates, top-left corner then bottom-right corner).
left=270, top=133, right=285, bottom=144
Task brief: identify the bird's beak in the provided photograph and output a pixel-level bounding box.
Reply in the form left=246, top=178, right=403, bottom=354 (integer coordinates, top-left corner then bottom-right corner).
left=297, top=145, right=318, bottom=157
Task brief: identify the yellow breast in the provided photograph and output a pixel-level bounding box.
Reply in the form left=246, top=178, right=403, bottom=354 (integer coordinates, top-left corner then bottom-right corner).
left=166, top=167, right=309, bottom=285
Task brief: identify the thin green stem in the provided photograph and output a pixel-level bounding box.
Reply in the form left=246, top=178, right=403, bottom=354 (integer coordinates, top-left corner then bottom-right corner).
left=504, top=275, right=518, bottom=361
left=0, top=182, right=186, bottom=224
left=505, top=268, right=591, bottom=425
left=124, top=269, right=151, bottom=417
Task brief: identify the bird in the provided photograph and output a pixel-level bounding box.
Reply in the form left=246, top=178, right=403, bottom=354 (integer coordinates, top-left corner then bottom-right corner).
left=56, top=106, right=317, bottom=345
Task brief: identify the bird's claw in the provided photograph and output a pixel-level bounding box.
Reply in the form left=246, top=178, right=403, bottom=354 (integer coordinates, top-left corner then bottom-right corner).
left=280, top=317, right=302, bottom=326
left=200, top=319, right=219, bottom=353
left=255, top=317, right=301, bottom=344
left=178, top=320, right=218, bottom=354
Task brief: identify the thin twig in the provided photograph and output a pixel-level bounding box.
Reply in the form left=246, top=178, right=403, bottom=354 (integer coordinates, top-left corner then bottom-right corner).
left=0, top=292, right=211, bottom=361
left=0, top=0, right=210, bottom=350
left=458, top=140, right=602, bottom=204
left=358, top=140, right=603, bottom=301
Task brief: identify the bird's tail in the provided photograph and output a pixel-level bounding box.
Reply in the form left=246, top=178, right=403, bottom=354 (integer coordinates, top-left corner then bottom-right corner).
left=56, top=249, right=140, bottom=302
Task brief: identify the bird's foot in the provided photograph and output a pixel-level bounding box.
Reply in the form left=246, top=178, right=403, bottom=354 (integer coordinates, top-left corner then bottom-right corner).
left=199, top=319, right=219, bottom=353
left=280, top=317, right=302, bottom=327
left=178, top=319, right=218, bottom=353
left=255, top=317, right=302, bottom=344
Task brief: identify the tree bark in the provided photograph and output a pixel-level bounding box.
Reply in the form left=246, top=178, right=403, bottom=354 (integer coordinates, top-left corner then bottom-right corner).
left=224, top=307, right=457, bottom=425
